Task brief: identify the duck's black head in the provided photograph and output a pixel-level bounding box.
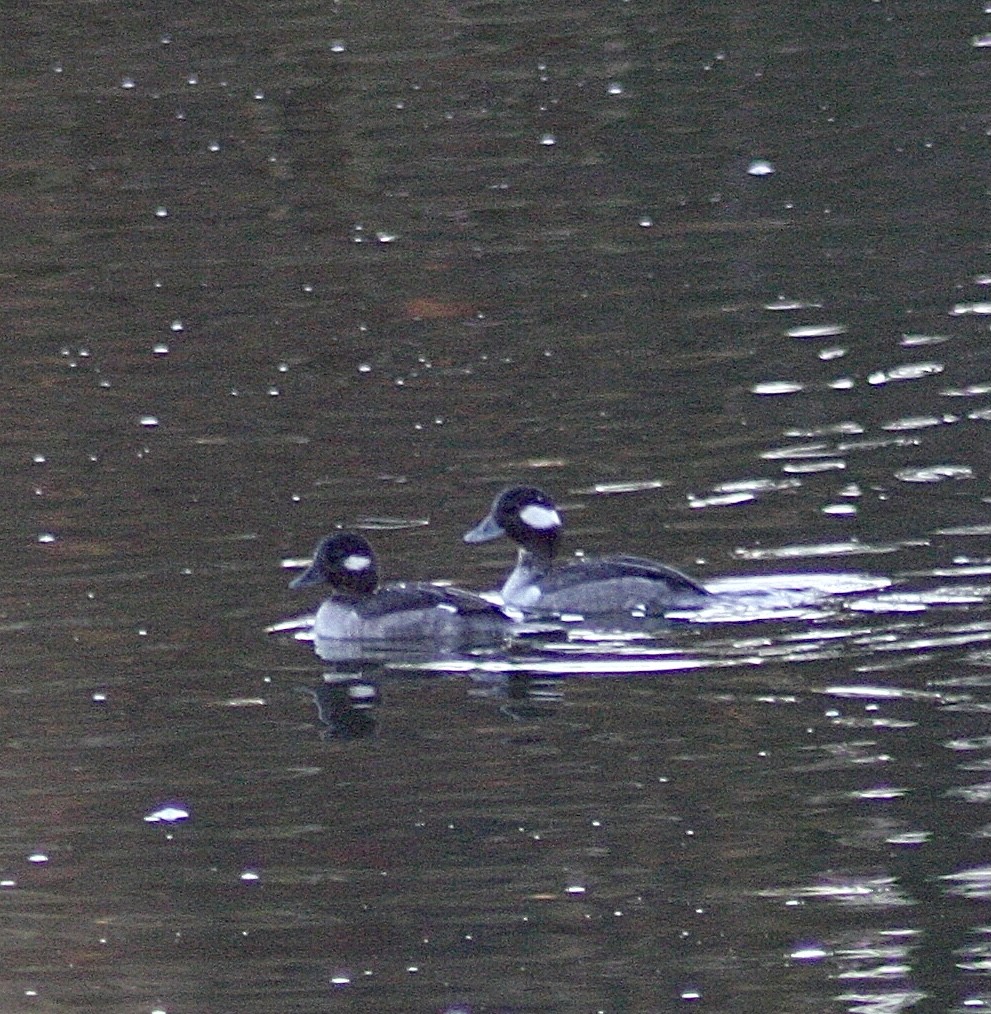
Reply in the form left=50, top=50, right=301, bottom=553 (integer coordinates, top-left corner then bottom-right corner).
left=290, top=531, right=379, bottom=596
left=464, top=485, right=562, bottom=557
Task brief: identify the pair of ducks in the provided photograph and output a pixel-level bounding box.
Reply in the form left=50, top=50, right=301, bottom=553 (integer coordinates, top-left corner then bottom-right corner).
left=290, top=486, right=710, bottom=644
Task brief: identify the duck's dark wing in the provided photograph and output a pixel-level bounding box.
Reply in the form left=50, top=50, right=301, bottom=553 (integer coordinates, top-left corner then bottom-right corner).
left=434, top=584, right=511, bottom=616
left=552, top=555, right=710, bottom=597
left=360, top=582, right=508, bottom=618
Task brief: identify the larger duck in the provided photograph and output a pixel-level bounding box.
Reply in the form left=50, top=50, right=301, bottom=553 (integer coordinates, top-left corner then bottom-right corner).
left=463, top=485, right=710, bottom=617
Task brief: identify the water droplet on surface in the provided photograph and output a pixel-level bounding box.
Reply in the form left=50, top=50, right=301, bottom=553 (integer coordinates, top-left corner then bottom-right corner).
left=782, top=459, right=846, bottom=474
left=688, top=491, right=755, bottom=509
left=751, top=381, right=804, bottom=395
left=790, top=946, right=828, bottom=961
left=867, top=362, right=943, bottom=385
left=786, top=324, right=847, bottom=338
left=950, top=301, right=991, bottom=315
left=144, top=804, right=190, bottom=824
left=895, top=464, right=973, bottom=483
left=901, top=333, right=949, bottom=346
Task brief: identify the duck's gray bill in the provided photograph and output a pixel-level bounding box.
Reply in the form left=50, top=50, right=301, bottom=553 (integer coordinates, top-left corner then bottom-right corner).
left=289, top=566, right=320, bottom=589
left=463, top=515, right=504, bottom=544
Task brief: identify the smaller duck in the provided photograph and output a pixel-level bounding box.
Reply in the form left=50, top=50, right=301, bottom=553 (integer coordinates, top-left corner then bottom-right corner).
left=290, top=531, right=512, bottom=644
left=464, top=485, right=710, bottom=618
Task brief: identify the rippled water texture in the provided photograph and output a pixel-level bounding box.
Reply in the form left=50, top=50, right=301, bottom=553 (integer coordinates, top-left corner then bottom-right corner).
left=5, top=2, right=991, bottom=1012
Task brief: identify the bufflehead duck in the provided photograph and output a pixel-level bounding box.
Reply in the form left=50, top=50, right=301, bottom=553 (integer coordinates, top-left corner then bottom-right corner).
left=463, top=485, right=710, bottom=617
left=290, top=531, right=512, bottom=643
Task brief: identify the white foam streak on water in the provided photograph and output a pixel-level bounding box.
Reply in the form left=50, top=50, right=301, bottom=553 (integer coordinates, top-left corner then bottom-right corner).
left=911, top=565, right=991, bottom=577
left=264, top=614, right=316, bottom=636
left=403, top=655, right=711, bottom=676
left=688, top=491, right=756, bottom=508
left=849, top=588, right=990, bottom=611
left=734, top=542, right=907, bottom=560
left=705, top=573, right=891, bottom=594
left=931, top=524, right=991, bottom=536
left=867, top=361, right=944, bottom=385
left=894, top=464, right=974, bottom=483
left=869, top=627, right=991, bottom=653
left=572, top=480, right=667, bottom=494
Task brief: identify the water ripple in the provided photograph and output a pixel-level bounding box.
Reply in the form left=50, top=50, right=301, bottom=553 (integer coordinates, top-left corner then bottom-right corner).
left=734, top=541, right=905, bottom=560
left=758, top=874, right=910, bottom=908
left=867, top=362, right=944, bottom=385
left=894, top=464, right=973, bottom=483
left=941, top=866, right=991, bottom=899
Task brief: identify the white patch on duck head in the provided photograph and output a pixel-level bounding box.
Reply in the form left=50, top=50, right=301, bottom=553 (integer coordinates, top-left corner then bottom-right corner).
left=342, top=553, right=373, bottom=572
left=518, top=504, right=561, bottom=530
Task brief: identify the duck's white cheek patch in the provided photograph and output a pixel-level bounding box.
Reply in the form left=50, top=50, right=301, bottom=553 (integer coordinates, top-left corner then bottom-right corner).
left=343, top=554, right=373, bottom=572
left=519, top=505, right=561, bottom=530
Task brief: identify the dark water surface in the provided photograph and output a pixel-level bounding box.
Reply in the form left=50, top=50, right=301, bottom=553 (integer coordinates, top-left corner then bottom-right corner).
left=5, top=1, right=991, bottom=1011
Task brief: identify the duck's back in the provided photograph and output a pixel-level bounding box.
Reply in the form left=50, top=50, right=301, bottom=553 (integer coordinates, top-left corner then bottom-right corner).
left=510, top=554, right=709, bottom=616
left=313, top=582, right=509, bottom=642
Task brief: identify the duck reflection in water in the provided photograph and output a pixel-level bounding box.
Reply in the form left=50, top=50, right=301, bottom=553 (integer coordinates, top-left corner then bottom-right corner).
left=299, top=673, right=380, bottom=740
left=467, top=669, right=565, bottom=724
left=298, top=669, right=561, bottom=737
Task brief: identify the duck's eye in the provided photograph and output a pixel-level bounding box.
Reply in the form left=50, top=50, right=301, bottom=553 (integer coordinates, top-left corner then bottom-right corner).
left=519, top=504, right=561, bottom=530
left=342, top=554, right=372, bottom=572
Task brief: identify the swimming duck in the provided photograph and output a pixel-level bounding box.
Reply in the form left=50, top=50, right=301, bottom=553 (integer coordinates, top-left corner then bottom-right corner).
left=291, top=531, right=512, bottom=643
left=463, top=485, right=710, bottom=617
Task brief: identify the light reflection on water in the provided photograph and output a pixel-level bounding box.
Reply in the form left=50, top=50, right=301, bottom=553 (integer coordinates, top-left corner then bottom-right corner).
left=6, top=0, right=991, bottom=1012
left=262, top=566, right=991, bottom=1011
